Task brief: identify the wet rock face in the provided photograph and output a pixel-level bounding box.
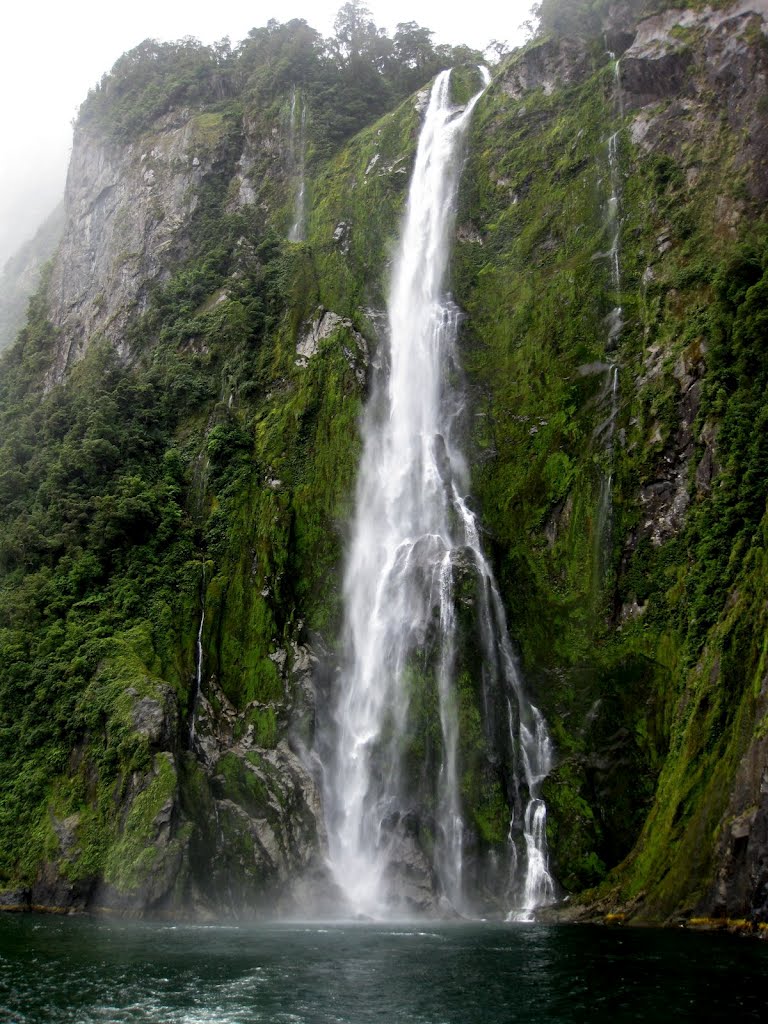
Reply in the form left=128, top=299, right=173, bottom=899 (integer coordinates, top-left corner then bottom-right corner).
left=131, top=685, right=177, bottom=750
left=634, top=342, right=705, bottom=548
left=623, top=2, right=768, bottom=200
left=202, top=743, right=327, bottom=912
left=46, top=111, right=215, bottom=384
left=708, top=670, right=768, bottom=922
left=619, top=8, right=698, bottom=106
left=500, top=37, right=591, bottom=100
left=184, top=643, right=331, bottom=918
left=601, top=0, right=649, bottom=54
left=621, top=3, right=768, bottom=553
left=21, top=640, right=330, bottom=919
left=295, top=309, right=369, bottom=384
left=381, top=811, right=437, bottom=914
left=29, top=863, right=95, bottom=912
left=43, top=90, right=308, bottom=388
left=28, top=807, right=100, bottom=911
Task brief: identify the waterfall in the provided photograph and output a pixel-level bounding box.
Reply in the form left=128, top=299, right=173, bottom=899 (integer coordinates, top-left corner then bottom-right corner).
left=323, top=68, right=555, bottom=920
left=606, top=127, right=623, bottom=344
left=189, top=565, right=206, bottom=746
left=594, top=365, right=619, bottom=588
left=595, top=57, right=625, bottom=583
left=288, top=86, right=307, bottom=242
left=605, top=57, right=624, bottom=351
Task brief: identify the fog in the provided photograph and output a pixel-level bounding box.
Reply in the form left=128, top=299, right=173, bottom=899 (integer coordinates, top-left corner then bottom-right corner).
left=0, top=0, right=534, bottom=269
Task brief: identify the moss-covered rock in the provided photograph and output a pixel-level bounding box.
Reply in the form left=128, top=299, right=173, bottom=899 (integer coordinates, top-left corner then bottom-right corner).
left=2, top=3, right=768, bottom=923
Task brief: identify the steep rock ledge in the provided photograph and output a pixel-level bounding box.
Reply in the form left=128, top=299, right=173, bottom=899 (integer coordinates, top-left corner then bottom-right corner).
left=47, top=112, right=220, bottom=383
left=456, top=0, right=768, bottom=923
left=3, top=3, right=768, bottom=924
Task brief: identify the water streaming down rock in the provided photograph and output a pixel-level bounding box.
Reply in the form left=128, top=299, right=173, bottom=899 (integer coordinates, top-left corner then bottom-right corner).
left=595, top=56, right=625, bottom=581
left=594, top=364, right=619, bottom=586
left=322, top=68, right=555, bottom=920
left=604, top=58, right=624, bottom=346
left=606, top=128, right=623, bottom=345
left=288, top=86, right=307, bottom=242
left=189, top=565, right=206, bottom=746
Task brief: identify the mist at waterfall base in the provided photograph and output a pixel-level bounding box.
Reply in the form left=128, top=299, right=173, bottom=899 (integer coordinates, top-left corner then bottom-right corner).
left=3, top=915, right=768, bottom=1024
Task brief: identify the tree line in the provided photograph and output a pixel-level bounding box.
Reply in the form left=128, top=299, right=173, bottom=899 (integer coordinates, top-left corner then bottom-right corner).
left=79, top=2, right=486, bottom=151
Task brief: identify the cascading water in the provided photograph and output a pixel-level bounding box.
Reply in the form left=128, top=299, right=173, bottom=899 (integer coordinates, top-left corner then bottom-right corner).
left=605, top=126, right=623, bottom=346
left=603, top=54, right=624, bottom=349
left=189, top=564, right=206, bottom=746
left=288, top=86, right=307, bottom=242
left=323, top=67, right=555, bottom=920
left=595, top=56, right=625, bottom=581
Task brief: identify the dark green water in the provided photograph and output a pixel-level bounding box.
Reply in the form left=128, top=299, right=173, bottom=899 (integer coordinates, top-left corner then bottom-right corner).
left=1, top=915, right=766, bottom=1023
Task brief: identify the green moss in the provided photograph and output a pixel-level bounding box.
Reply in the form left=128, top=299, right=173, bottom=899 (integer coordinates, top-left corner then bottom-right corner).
left=601, top=540, right=768, bottom=918
left=543, top=758, right=606, bottom=890
left=450, top=65, right=485, bottom=107
left=472, top=780, right=509, bottom=845
left=3, top=7, right=768, bottom=919
left=453, top=25, right=768, bottom=908
left=308, top=93, right=419, bottom=314
left=250, top=706, right=278, bottom=749
left=214, top=751, right=273, bottom=818
left=103, top=752, right=177, bottom=891
left=190, top=111, right=227, bottom=149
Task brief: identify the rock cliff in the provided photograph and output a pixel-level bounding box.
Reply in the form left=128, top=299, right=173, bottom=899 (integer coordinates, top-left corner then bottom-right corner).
left=47, top=111, right=223, bottom=382
left=1, top=2, right=768, bottom=928
left=455, top=0, right=768, bottom=925
left=0, top=203, right=64, bottom=354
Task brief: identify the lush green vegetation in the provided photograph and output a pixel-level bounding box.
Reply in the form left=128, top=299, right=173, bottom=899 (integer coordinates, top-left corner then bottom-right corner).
left=0, top=318, right=200, bottom=886
left=0, top=53, right=367, bottom=892
left=79, top=3, right=482, bottom=154
left=454, top=19, right=768, bottom=911
left=2, top=0, right=767, bottom=921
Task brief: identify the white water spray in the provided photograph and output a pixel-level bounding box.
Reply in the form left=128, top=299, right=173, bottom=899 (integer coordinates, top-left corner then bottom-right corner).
left=324, top=68, right=555, bottom=920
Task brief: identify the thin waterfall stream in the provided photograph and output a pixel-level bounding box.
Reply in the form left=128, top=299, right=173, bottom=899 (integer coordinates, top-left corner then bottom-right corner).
left=595, top=54, right=625, bottom=583
left=322, top=67, right=555, bottom=920
left=189, top=564, right=206, bottom=746
left=288, top=86, right=307, bottom=242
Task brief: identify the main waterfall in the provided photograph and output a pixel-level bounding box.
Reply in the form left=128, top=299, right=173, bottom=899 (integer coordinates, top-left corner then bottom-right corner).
left=323, top=68, right=555, bottom=919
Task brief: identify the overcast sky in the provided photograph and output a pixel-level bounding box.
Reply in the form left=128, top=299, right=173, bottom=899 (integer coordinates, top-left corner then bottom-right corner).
left=1, top=1, right=536, bottom=268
